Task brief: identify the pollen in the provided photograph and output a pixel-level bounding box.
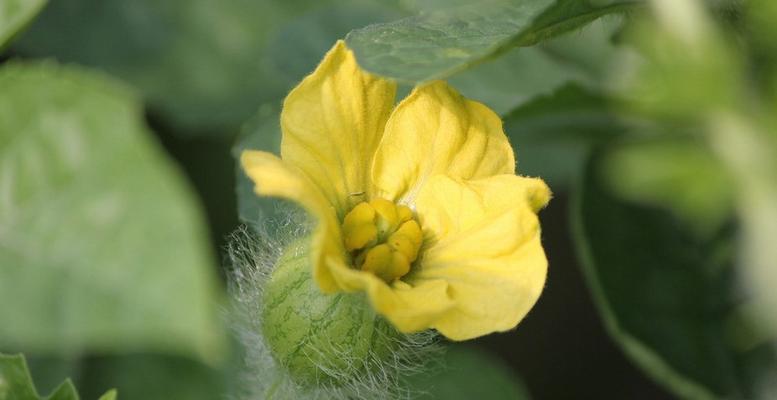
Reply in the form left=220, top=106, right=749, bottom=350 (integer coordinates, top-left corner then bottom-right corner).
left=342, top=199, right=423, bottom=282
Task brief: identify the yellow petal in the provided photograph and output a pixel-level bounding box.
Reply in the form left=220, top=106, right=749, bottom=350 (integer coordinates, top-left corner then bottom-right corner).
left=325, top=259, right=455, bottom=332
left=371, top=81, right=515, bottom=203
left=281, top=40, right=397, bottom=218
left=410, top=174, right=550, bottom=340
left=240, top=150, right=346, bottom=293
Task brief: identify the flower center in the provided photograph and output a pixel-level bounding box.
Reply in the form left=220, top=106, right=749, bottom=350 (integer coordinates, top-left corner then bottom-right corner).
left=341, top=198, right=423, bottom=282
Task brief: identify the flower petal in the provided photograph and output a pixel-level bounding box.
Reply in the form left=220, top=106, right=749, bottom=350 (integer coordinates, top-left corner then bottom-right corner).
left=240, top=150, right=346, bottom=293
left=371, top=81, right=515, bottom=204
left=410, top=174, right=550, bottom=340
left=325, top=259, right=455, bottom=332
left=281, top=40, right=397, bottom=218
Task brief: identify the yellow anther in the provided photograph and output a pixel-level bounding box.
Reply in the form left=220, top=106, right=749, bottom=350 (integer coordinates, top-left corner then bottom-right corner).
left=342, top=202, right=377, bottom=251
left=387, top=220, right=423, bottom=262
left=343, top=202, right=375, bottom=229
left=360, top=244, right=412, bottom=283
left=342, top=198, right=423, bottom=283
left=369, top=198, right=400, bottom=236
left=397, top=205, right=413, bottom=223
left=361, top=244, right=393, bottom=280
left=345, top=224, right=377, bottom=251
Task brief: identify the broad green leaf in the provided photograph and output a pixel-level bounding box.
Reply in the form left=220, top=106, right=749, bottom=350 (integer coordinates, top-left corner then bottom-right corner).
left=346, top=0, right=643, bottom=83
left=572, top=151, right=777, bottom=400
left=14, top=0, right=403, bottom=134
left=537, top=17, right=630, bottom=81
left=0, top=63, right=223, bottom=361
left=76, top=354, right=225, bottom=400
left=265, top=3, right=403, bottom=86
left=0, top=352, right=115, bottom=400
left=405, top=346, right=531, bottom=399
left=0, top=0, right=46, bottom=50
left=450, top=46, right=588, bottom=116
left=602, top=136, right=734, bottom=236
left=233, top=105, right=305, bottom=227
left=502, top=84, right=628, bottom=187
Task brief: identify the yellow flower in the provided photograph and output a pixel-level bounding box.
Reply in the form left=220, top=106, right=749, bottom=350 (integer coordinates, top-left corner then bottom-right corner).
left=241, top=40, right=550, bottom=341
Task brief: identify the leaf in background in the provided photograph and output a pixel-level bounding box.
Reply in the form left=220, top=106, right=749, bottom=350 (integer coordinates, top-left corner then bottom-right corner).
left=619, top=5, right=777, bottom=392
left=346, top=0, right=642, bottom=83
left=0, top=352, right=115, bottom=400
left=537, top=17, right=631, bottom=82
left=747, top=0, right=777, bottom=100
left=0, top=0, right=46, bottom=50
left=232, top=104, right=289, bottom=225
left=13, top=0, right=404, bottom=135
left=449, top=46, right=588, bottom=116
left=405, top=346, right=531, bottom=399
left=602, top=136, right=734, bottom=237
left=502, top=84, right=628, bottom=188
left=0, top=63, right=223, bottom=361
left=76, top=354, right=225, bottom=400
left=265, top=2, right=403, bottom=86
left=572, top=150, right=777, bottom=400
left=619, top=0, right=741, bottom=118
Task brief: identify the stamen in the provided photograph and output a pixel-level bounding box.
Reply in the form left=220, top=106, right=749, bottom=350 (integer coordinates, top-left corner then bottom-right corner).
left=341, top=199, right=423, bottom=282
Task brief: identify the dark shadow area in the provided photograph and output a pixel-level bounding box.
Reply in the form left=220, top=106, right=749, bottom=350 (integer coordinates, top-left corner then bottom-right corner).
left=147, top=111, right=240, bottom=282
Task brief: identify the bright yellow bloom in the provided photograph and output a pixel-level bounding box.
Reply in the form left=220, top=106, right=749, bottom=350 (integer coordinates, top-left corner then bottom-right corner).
left=241, top=40, right=550, bottom=341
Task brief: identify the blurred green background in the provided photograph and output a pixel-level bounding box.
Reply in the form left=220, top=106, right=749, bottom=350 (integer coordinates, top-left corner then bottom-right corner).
left=1, top=0, right=776, bottom=399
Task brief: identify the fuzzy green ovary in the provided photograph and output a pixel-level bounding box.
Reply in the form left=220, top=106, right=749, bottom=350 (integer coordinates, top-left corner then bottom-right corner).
left=341, top=199, right=423, bottom=282
left=261, top=240, right=402, bottom=387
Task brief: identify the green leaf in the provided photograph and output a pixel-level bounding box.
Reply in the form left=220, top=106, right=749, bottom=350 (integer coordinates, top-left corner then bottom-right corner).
left=346, top=0, right=643, bottom=83
left=449, top=46, right=588, bottom=116
left=405, top=346, right=531, bottom=399
left=601, top=136, right=734, bottom=236
left=0, top=352, right=114, bottom=400
left=0, top=0, right=46, bottom=50
left=14, top=0, right=403, bottom=134
left=97, top=390, right=117, bottom=400
left=0, top=62, right=223, bottom=361
left=233, top=103, right=296, bottom=226
left=76, top=354, right=225, bottom=400
left=572, top=150, right=777, bottom=400
left=502, top=84, right=627, bottom=187
left=619, top=2, right=741, bottom=118
left=537, top=16, right=629, bottom=80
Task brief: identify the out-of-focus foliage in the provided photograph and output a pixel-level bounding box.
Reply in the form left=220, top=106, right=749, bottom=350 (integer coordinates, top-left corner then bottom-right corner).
left=404, top=346, right=531, bottom=399
left=602, top=136, right=734, bottom=236
left=0, top=352, right=116, bottom=400
left=0, top=63, right=224, bottom=362
left=449, top=46, right=587, bottom=116
left=14, top=0, right=403, bottom=135
left=75, top=354, right=227, bottom=400
left=574, top=152, right=775, bottom=400
left=572, top=0, right=777, bottom=398
left=0, top=0, right=45, bottom=49
left=233, top=105, right=285, bottom=225
left=501, top=83, right=628, bottom=187
left=346, top=0, right=642, bottom=83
